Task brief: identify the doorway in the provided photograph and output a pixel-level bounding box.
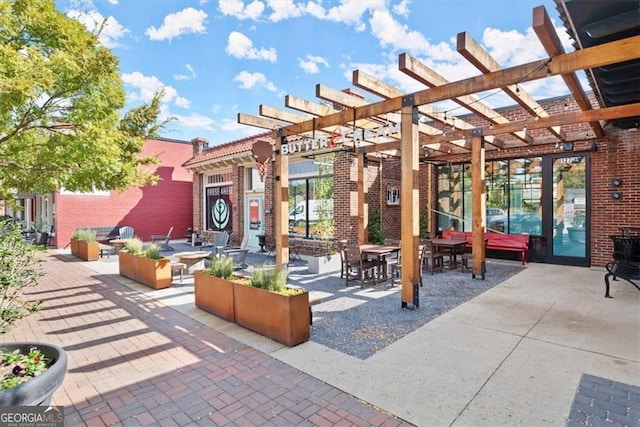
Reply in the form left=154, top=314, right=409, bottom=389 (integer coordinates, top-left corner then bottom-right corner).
left=245, top=196, right=264, bottom=248
left=542, top=154, right=590, bottom=266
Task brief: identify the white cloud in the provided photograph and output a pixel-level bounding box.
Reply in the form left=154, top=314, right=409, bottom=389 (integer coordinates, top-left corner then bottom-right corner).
left=107, top=0, right=118, bottom=4
left=174, top=64, right=197, bottom=81
left=392, top=0, right=410, bottom=17
left=218, top=0, right=265, bottom=20
left=266, top=0, right=305, bottom=22
left=233, top=71, right=277, bottom=91
left=121, top=71, right=190, bottom=109
left=325, top=1, right=383, bottom=31
left=145, top=8, right=207, bottom=41
left=67, top=9, right=129, bottom=48
left=226, top=31, right=277, bottom=62
left=298, top=54, right=329, bottom=74
left=369, top=9, right=432, bottom=55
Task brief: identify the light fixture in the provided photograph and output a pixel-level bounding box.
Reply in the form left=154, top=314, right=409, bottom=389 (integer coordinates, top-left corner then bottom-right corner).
left=562, top=142, right=574, bottom=151
left=612, top=191, right=622, bottom=200
left=611, top=178, right=622, bottom=187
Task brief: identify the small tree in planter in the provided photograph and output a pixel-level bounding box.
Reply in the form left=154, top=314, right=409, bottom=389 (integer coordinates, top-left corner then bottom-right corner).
left=0, top=220, right=67, bottom=405
left=70, top=228, right=99, bottom=261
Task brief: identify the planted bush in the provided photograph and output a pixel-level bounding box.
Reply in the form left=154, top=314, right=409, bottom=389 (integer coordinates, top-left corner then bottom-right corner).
left=123, top=238, right=143, bottom=255
left=249, top=266, right=288, bottom=293
left=203, top=256, right=234, bottom=279
left=0, top=220, right=44, bottom=334
left=143, top=244, right=163, bottom=260
left=71, top=228, right=97, bottom=242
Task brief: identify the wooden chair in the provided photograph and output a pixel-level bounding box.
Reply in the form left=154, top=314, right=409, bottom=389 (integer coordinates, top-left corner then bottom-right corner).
left=118, top=226, right=134, bottom=239
left=461, top=238, right=489, bottom=272
left=344, top=245, right=377, bottom=288
left=151, top=226, right=174, bottom=251
left=422, top=239, right=444, bottom=275
left=391, top=243, right=427, bottom=286
left=336, top=239, right=348, bottom=278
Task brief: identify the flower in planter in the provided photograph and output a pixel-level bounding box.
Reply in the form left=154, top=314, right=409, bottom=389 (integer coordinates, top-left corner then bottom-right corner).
left=0, top=347, right=49, bottom=390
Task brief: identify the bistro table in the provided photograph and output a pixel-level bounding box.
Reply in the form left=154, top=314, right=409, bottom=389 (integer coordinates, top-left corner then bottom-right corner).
left=430, top=238, right=468, bottom=270
left=360, top=244, right=401, bottom=284
left=172, top=251, right=211, bottom=274
left=109, top=238, right=130, bottom=254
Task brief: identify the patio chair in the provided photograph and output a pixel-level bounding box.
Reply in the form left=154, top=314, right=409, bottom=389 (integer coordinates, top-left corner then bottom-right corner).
left=336, top=239, right=348, bottom=278
left=390, top=243, right=427, bottom=286
left=461, top=238, right=489, bottom=272
left=344, top=245, right=377, bottom=288
left=224, top=249, right=250, bottom=270
left=423, top=240, right=444, bottom=275
left=118, top=226, right=134, bottom=239
left=151, top=226, right=174, bottom=251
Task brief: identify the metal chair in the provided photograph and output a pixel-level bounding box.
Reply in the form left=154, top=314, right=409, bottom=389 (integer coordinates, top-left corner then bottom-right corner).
left=336, top=239, right=348, bottom=278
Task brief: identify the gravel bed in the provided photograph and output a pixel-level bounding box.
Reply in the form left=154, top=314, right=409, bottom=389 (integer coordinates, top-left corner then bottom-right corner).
left=282, top=259, right=525, bottom=359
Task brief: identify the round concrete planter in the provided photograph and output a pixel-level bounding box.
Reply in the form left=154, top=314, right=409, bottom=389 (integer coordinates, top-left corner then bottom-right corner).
left=0, top=342, right=67, bottom=406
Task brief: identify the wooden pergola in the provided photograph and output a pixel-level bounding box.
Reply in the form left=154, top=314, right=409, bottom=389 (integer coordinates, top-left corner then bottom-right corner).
left=238, top=6, right=640, bottom=308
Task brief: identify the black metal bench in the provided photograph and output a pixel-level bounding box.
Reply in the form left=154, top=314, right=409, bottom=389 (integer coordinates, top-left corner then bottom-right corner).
left=604, top=234, right=640, bottom=298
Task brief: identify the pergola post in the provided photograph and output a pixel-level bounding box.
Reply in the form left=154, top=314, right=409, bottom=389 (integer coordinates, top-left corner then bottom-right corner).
left=274, top=130, right=289, bottom=270
left=357, top=150, right=367, bottom=245
left=471, top=128, right=486, bottom=279
left=400, top=97, right=420, bottom=309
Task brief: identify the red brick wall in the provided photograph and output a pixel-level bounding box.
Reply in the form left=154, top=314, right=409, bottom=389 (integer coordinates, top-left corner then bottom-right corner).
left=54, top=138, right=193, bottom=248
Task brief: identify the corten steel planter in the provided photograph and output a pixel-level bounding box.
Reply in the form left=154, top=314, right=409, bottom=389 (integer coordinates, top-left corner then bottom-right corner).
left=193, top=271, right=236, bottom=322
left=118, top=251, right=138, bottom=281
left=233, top=283, right=310, bottom=347
left=70, top=238, right=99, bottom=261
left=136, top=257, right=172, bottom=289
left=0, top=342, right=67, bottom=406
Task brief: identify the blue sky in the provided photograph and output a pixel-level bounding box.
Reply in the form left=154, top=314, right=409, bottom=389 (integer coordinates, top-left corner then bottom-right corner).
left=55, top=0, right=574, bottom=147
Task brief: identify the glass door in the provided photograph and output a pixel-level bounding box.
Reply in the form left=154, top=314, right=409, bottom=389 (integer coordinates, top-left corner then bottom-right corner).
left=543, top=154, right=589, bottom=266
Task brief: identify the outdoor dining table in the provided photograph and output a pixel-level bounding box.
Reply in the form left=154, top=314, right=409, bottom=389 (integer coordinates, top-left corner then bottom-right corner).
left=431, top=238, right=468, bottom=270
left=172, top=251, right=211, bottom=274
left=359, top=244, right=401, bottom=284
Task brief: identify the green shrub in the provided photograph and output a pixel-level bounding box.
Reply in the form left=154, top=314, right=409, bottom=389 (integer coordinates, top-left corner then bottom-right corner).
left=71, top=228, right=97, bottom=242
left=144, top=244, right=163, bottom=260
left=0, top=220, right=44, bottom=334
left=123, top=237, right=143, bottom=255
left=249, top=265, right=288, bottom=293
left=203, top=256, right=234, bottom=279
left=368, top=208, right=384, bottom=244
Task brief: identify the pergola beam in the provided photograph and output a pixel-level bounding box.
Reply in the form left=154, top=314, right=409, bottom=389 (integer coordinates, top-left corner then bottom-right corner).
left=457, top=31, right=565, bottom=141
left=532, top=5, right=605, bottom=138
left=272, top=35, right=639, bottom=138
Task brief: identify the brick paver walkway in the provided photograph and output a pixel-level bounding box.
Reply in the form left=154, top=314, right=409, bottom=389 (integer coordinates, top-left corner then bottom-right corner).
left=4, top=253, right=412, bottom=426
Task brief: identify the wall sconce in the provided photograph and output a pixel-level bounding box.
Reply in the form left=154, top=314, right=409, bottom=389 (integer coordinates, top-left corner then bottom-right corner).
left=611, top=178, right=622, bottom=187
left=590, top=141, right=598, bottom=153
left=611, top=177, right=622, bottom=200
left=612, top=191, right=623, bottom=200
left=562, top=142, right=574, bottom=151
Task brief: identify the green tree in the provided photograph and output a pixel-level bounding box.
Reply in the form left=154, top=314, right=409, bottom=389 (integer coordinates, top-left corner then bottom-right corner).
left=0, top=0, right=168, bottom=201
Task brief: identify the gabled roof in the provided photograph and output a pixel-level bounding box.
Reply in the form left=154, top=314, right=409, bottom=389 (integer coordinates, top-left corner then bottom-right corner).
left=182, top=132, right=272, bottom=170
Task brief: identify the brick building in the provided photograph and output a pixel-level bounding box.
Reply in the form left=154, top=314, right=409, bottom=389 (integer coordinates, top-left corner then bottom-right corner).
left=13, top=137, right=194, bottom=248
left=182, top=93, right=639, bottom=269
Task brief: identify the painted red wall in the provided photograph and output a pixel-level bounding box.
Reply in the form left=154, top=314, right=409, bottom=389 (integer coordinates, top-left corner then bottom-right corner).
left=54, top=138, right=193, bottom=248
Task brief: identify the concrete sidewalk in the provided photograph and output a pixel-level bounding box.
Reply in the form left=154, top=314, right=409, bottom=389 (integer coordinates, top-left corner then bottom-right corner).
left=7, top=248, right=640, bottom=426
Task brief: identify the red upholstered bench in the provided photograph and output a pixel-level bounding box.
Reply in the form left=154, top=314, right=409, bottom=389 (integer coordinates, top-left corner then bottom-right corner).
left=442, top=230, right=530, bottom=265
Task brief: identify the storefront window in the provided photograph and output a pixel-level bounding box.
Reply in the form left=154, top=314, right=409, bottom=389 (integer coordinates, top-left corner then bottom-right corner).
left=288, top=157, right=334, bottom=239
left=438, top=157, right=542, bottom=235
left=205, top=185, right=233, bottom=231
